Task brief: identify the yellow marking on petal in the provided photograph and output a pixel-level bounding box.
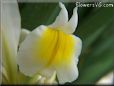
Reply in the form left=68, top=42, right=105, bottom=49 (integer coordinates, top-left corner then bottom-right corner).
left=33, top=27, right=75, bottom=68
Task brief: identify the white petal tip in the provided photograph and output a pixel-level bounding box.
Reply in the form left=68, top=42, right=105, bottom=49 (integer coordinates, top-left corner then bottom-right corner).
left=59, top=2, right=64, bottom=8
left=73, top=7, right=78, bottom=13
left=49, top=2, right=68, bottom=28
left=21, top=29, right=30, bottom=34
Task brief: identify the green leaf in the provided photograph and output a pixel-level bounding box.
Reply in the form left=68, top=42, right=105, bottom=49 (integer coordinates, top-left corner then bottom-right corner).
left=75, top=7, right=113, bottom=51
left=73, top=7, right=114, bottom=84
left=19, top=3, right=60, bottom=30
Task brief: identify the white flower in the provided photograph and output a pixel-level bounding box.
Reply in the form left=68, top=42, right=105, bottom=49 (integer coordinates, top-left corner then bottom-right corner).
left=17, top=2, right=82, bottom=84
left=1, top=0, right=21, bottom=83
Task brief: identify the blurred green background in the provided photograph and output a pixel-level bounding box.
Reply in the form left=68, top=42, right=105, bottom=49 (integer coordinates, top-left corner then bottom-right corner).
left=18, top=2, right=114, bottom=84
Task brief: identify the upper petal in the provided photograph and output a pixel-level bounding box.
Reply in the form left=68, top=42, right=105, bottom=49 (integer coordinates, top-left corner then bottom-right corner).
left=65, top=7, right=78, bottom=34
left=49, top=2, right=68, bottom=28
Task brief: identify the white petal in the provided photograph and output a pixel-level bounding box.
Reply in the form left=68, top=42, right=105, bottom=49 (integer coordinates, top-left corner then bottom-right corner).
left=17, top=25, right=53, bottom=77
left=56, top=60, right=78, bottom=84
left=65, top=7, right=78, bottom=34
left=1, top=0, right=21, bottom=49
left=0, top=65, right=1, bottom=84
left=49, top=2, right=68, bottom=28
left=73, top=35, right=82, bottom=62
left=39, top=68, right=55, bottom=78
left=56, top=35, right=82, bottom=84
left=19, top=29, right=30, bottom=44
left=1, top=0, right=21, bottom=80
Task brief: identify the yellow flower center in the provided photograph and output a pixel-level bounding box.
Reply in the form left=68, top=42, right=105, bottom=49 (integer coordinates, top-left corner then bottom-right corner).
left=33, top=27, right=75, bottom=68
